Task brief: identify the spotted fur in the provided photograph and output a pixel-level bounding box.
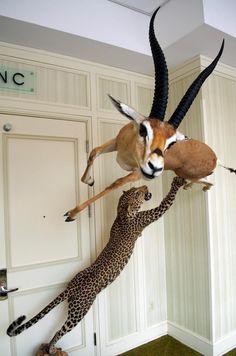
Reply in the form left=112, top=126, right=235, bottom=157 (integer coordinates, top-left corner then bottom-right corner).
left=7, top=177, right=185, bottom=354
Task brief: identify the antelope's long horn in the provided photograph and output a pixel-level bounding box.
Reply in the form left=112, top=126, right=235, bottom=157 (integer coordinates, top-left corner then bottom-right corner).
left=168, top=39, right=225, bottom=129
left=149, top=7, right=168, bottom=121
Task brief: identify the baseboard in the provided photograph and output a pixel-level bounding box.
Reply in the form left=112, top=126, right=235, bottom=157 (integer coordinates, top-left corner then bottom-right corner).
left=167, top=321, right=213, bottom=356
left=108, top=321, right=167, bottom=356
left=213, top=330, right=236, bottom=355
left=105, top=321, right=236, bottom=356
left=168, top=322, right=236, bottom=356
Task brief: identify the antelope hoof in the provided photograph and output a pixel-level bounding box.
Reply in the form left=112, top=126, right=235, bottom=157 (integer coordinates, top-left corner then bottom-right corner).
left=203, top=185, right=213, bottom=192
left=64, top=211, right=76, bottom=222
left=82, top=176, right=94, bottom=186
left=183, top=183, right=193, bottom=190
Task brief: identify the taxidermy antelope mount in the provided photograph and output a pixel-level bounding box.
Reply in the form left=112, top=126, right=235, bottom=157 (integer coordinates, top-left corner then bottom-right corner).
left=64, top=7, right=236, bottom=222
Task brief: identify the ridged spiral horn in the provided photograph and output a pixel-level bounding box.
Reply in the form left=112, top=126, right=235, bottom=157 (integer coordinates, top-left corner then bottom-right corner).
left=168, top=39, right=225, bottom=129
left=149, top=7, right=168, bottom=120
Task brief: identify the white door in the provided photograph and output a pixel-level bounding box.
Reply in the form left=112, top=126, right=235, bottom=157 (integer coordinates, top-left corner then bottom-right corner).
left=0, top=114, right=94, bottom=356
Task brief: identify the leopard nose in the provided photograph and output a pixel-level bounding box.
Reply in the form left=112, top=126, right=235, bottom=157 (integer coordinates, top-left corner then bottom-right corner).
left=144, top=192, right=152, bottom=201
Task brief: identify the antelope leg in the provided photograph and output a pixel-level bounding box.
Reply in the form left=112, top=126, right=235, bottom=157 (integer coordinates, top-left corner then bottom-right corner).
left=183, top=179, right=213, bottom=191
left=64, top=171, right=141, bottom=221
left=81, top=138, right=117, bottom=186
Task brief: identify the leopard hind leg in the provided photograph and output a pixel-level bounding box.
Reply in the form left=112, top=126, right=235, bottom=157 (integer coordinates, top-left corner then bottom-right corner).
left=47, top=297, right=94, bottom=354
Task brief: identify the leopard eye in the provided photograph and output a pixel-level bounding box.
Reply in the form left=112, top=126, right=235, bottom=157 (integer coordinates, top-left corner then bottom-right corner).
left=139, top=124, right=147, bottom=138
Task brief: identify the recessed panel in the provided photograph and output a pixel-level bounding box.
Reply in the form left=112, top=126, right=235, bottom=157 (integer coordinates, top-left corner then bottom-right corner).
left=0, top=59, right=89, bottom=107
left=136, top=85, right=154, bottom=116
left=139, top=178, right=167, bottom=327
left=98, top=77, right=129, bottom=111
left=10, top=286, right=85, bottom=356
left=99, top=121, right=137, bottom=341
left=105, top=257, right=137, bottom=341
left=5, top=135, right=80, bottom=267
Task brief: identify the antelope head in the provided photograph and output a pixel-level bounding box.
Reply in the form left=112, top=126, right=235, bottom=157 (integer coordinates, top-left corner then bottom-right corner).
left=109, top=7, right=224, bottom=180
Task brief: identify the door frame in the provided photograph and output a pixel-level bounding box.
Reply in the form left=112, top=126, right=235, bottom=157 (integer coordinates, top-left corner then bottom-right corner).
left=0, top=100, right=99, bottom=355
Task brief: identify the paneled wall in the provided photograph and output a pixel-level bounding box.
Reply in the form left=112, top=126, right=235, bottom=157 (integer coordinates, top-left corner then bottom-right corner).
left=163, top=66, right=211, bottom=340
left=163, top=57, right=236, bottom=355
left=202, top=65, right=236, bottom=343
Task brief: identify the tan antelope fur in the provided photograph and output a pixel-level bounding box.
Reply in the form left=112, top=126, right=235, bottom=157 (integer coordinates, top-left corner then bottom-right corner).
left=64, top=7, right=235, bottom=222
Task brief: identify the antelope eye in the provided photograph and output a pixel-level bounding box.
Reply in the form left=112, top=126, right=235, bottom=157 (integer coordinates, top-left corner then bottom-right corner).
left=139, top=124, right=147, bottom=138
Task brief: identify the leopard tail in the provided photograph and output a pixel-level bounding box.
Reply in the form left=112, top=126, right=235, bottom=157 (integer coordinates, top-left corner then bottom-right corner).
left=7, top=290, right=68, bottom=337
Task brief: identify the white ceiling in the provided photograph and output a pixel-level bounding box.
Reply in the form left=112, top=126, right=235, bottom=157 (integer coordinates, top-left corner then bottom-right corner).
left=107, top=0, right=165, bottom=15
left=0, top=0, right=236, bottom=75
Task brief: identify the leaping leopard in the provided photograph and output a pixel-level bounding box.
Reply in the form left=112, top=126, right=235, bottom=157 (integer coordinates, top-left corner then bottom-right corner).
left=7, top=176, right=185, bottom=354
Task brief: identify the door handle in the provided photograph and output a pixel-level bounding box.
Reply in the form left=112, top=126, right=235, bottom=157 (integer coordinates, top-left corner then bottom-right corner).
left=0, top=284, right=18, bottom=296
left=3, top=123, right=12, bottom=132
left=0, top=269, right=18, bottom=300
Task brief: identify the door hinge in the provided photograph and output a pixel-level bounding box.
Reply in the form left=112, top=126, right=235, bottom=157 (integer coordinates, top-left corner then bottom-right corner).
left=93, top=332, right=97, bottom=346
left=86, top=140, right=89, bottom=153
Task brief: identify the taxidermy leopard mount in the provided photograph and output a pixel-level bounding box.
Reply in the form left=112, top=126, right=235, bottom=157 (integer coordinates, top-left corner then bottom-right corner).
left=7, top=177, right=185, bottom=355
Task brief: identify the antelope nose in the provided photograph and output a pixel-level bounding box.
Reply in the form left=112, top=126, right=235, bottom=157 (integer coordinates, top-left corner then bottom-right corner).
left=148, top=161, right=155, bottom=170
left=148, top=161, right=162, bottom=173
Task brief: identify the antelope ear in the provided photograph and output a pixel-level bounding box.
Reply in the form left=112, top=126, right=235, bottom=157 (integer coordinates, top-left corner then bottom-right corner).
left=108, top=94, right=145, bottom=124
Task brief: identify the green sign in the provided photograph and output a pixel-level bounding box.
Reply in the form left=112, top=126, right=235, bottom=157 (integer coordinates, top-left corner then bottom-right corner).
left=0, top=67, right=36, bottom=93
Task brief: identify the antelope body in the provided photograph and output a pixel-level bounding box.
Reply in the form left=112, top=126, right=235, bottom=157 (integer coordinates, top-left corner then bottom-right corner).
left=64, top=7, right=234, bottom=222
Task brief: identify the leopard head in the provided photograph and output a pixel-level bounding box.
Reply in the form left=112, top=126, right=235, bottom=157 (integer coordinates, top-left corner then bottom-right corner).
left=117, top=185, right=152, bottom=218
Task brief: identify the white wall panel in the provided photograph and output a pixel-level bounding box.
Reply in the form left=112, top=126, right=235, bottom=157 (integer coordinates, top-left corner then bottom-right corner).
left=203, top=73, right=236, bottom=341
left=141, top=179, right=167, bottom=328
left=97, top=76, right=130, bottom=111
left=98, top=119, right=138, bottom=342
left=165, top=58, right=236, bottom=354
left=136, top=84, right=154, bottom=116
left=163, top=172, right=211, bottom=339
left=164, top=69, right=211, bottom=340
